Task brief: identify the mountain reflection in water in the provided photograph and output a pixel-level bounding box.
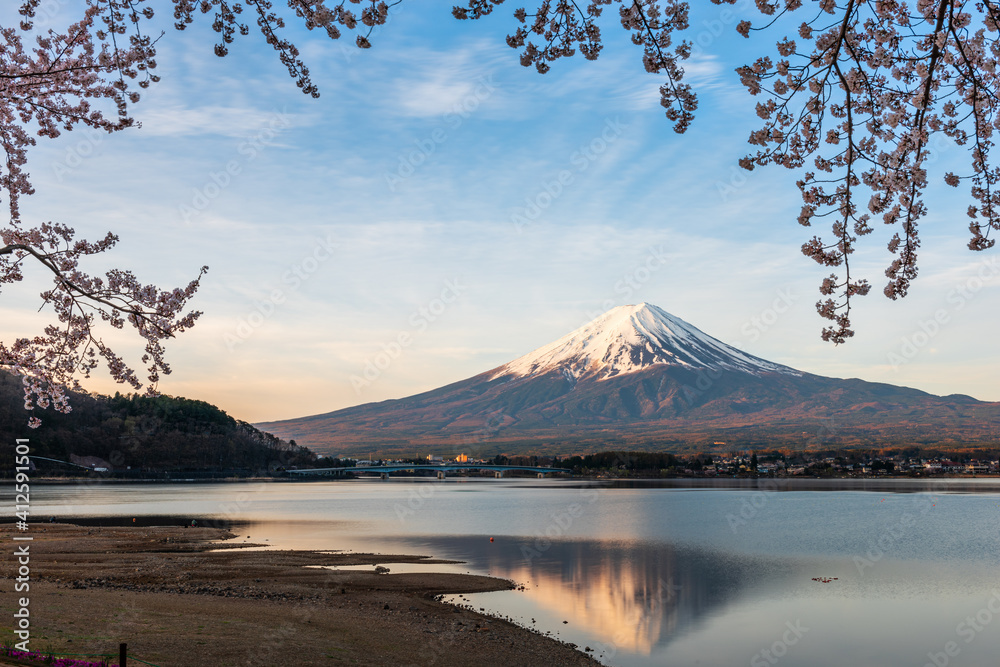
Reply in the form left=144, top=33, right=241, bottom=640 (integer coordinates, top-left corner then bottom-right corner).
left=381, top=531, right=1000, bottom=667
left=385, top=535, right=796, bottom=657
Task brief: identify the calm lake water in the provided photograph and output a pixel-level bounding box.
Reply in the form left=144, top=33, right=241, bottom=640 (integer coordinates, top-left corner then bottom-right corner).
left=10, top=478, right=1000, bottom=666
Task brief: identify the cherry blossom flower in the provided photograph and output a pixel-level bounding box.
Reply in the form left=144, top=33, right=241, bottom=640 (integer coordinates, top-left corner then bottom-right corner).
left=2, top=1, right=394, bottom=425
left=455, top=0, right=1000, bottom=342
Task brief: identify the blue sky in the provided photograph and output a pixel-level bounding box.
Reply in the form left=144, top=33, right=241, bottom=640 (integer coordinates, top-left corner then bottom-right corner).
left=3, top=1, right=999, bottom=423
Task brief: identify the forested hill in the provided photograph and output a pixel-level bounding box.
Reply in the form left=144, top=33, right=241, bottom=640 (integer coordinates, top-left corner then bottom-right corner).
left=0, top=371, right=316, bottom=473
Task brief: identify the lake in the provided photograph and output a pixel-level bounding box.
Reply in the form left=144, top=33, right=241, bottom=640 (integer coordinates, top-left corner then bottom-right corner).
left=10, top=478, right=1000, bottom=666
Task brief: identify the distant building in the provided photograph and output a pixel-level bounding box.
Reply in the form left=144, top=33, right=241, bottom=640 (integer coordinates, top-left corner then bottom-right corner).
left=455, top=453, right=469, bottom=463
left=941, top=460, right=962, bottom=473
left=426, top=455, right=443, bottom=463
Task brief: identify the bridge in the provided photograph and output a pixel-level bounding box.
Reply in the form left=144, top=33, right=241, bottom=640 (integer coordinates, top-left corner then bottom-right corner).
left=28, top=456, right=94, bottom=470
left=286, top=464, right=572, bottom=479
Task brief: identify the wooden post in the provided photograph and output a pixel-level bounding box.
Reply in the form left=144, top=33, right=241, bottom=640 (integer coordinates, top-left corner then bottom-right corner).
left=119, top=642, right=127, bottom=667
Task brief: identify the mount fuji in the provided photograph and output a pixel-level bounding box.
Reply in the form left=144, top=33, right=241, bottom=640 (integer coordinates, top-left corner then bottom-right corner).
left=489, top=303, right=796, bottom=382
left=257, top=304, right=1000, bottom=456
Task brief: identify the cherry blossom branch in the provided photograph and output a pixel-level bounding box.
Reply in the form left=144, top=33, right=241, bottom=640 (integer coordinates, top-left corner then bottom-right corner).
left=4, top=1, right=403, bottom=426
left=1, top=223, right=207, bottom=427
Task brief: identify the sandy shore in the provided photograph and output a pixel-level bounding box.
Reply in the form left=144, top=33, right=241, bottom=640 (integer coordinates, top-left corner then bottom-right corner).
left=0, top=524, right=600, bottom=666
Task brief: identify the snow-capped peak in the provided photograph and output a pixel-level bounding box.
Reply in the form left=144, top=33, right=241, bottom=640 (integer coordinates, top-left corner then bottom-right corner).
left=491, top=303, right=799, bottom=381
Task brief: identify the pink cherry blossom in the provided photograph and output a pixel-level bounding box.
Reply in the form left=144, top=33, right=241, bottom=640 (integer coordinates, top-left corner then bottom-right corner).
left=2, top=1, right=393, bottom=425
left=455, top=0, right=1000, bottom=343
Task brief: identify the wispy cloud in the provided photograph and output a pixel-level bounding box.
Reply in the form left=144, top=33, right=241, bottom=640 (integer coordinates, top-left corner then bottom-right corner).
left=133, top=104, right=310, bottom=137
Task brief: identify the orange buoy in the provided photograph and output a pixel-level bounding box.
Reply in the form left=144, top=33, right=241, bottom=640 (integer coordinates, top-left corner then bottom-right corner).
left=489, top=537, right=494, bottom=543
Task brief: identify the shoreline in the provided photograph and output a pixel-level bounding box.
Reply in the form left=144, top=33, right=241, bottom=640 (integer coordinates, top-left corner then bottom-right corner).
left=9, top=474, right=1000, bottom=492
left=0, top=524, right=600, bottom=666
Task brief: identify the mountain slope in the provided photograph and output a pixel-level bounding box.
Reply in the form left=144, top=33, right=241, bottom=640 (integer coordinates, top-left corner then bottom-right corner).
left=257, top=304, right=1000, bottom=456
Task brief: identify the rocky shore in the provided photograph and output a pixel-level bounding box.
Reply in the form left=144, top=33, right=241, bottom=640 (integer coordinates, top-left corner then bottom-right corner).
left=0, top=524, right=600, bottom=666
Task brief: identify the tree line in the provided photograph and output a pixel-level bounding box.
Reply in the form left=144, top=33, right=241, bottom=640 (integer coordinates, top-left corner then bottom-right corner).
left=0, top=371, right=316, bottom=474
